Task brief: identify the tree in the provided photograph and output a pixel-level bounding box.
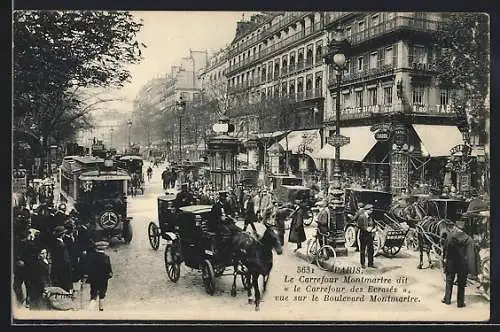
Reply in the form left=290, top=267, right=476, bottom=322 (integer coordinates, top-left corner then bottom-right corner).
left=433, top=13, right=489, bottom=142
left=13, top=11, right=145, bottom=168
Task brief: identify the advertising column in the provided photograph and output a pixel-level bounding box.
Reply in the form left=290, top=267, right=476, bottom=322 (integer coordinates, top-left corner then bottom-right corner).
left=390, top=124, right=409, bottom=195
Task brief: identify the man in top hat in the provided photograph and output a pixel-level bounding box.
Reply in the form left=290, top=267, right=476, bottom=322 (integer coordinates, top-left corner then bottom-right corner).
left=86, top=241, right=113, bottom=311
left=209, top=191, right=235, bottom=260
left=357, top=204, right=376, bottom=268
left=174, top=183, right=194, bottom=209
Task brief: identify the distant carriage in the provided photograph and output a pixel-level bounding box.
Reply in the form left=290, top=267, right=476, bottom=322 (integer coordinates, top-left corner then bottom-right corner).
left=344, top=189, right=409, bottom=257
left=117, top=155, right=145, bottom=195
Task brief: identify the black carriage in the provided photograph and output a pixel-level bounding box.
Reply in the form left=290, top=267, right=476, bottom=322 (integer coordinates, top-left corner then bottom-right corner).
left=344, top=189, right=408, bottom=256
left=118, top=155, right=145, bottom=195
left=147, top=189, right=180, bottom=250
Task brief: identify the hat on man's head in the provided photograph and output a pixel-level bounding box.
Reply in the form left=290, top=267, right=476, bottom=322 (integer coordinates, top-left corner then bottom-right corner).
left=95, top=241, right=109, bottom=251
left=358, top=202, right=365, bottom=209
left=53, top=225, right=66, bottom=236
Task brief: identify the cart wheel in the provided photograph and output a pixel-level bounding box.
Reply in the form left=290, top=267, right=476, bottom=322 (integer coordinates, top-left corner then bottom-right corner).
left=164, top=244, right=180, bottom=282
left=405, top=228, right=419, bottom=251
left=241, top=274, right=251, bottom=291
left=316, top=245, right=336, bottom=271
left=306, top=238, right=318, bottom=263
left=148, top=222, right=160, bottom=250
left=201, top=260, right=216, bottom=295
left=382, top=245, right=401, bottom=256
left=344, top=225, right=357, bottom=247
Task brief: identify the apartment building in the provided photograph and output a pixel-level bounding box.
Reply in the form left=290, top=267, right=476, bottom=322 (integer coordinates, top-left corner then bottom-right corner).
left=224, top=12, right=329, bottom=173
left=321, top=12, right=474, bottom=192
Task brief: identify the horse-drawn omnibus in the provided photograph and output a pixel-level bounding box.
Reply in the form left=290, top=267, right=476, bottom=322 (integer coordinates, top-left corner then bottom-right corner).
left=59, top=156, right=133, bottom=243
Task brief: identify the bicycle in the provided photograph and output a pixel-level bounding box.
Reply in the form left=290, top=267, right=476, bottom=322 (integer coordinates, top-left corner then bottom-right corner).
left=305, top=231, right=336, bottom=271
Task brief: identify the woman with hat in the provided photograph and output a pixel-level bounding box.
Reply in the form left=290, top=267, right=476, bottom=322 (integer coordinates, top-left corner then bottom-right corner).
left=86, top=241, right=113, bottom=311
left=288, top=200, right=307, bottom=252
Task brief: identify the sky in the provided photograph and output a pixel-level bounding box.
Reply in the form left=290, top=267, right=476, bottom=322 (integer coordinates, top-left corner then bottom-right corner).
left=96, top=11, right=259, bottom=118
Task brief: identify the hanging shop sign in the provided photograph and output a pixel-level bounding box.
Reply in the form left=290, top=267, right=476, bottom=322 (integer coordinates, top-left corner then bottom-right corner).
left=370, top=123, right=392, bottom=132
left=393, top=126, right=407, bottom=146
left=327, top=135, right=351, bottom=147
left=449, top=144, right=472, bottom=156
left=374, top=129, right=392, bottom=141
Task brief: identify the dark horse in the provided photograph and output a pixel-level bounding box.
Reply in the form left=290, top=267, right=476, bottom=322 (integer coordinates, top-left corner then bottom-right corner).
left=415, top=216, right=450, bottom=269
left=230, top=224, right=283, bottom=311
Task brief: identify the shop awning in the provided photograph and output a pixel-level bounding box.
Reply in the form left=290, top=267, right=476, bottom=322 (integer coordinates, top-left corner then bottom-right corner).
left=413, top=125, right=463, bottom=157
left=316, top=143, right=336, bottom=159
left=277, top=129, right=322, bottom=158
left=337, top=126, right=378, bottom=161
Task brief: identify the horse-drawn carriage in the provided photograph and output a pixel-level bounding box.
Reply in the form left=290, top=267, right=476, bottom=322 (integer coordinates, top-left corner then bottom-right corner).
left=344, top=189, right=409, bottom=257
left=147, top=191, right=283, bottom=310
left=117, top=155, right=144, bottom=195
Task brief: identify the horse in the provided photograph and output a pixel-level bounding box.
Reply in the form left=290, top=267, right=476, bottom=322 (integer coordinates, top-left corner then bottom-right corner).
left=230, top=223, right=283, bottom=311
left=415, top=216, right=450, bottom=269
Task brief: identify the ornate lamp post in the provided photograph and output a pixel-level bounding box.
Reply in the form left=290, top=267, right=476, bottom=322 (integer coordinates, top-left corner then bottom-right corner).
left=127, top=119, right=132, bottom=147
left=324, top=25, right=351, bottom=190
left=176, top=96, right=186, bottom=161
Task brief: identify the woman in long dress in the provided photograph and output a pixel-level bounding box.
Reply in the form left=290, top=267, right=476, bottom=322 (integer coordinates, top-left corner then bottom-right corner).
left=288, top=200, right=306, bottom=251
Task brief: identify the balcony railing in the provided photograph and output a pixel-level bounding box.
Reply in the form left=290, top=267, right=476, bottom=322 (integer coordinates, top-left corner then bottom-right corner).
left=227, top=21, right=324, bottom=74
left=328, top=64, right=395, bottom=86
left=290, top=88, right=323, bottom=102
left=323, top=12, right=353, bottom=26
left=348, top=16, right=441, bottom=46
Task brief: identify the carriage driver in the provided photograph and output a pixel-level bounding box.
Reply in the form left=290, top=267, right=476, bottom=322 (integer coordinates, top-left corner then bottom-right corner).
left=174, top=183, right=194, bottom=209
left=209, top=191, right=236, bottom=260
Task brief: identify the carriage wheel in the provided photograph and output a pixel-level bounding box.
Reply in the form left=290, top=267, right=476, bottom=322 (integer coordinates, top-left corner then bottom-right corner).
left=382, top=245, right=401, bottom=256
left=201, top=260, right=216, bottom=295
left=306, top=238, right=318, bottom=263
left=405, top=229, right=419, bottom=252
left=344, top=225, right=357, bottom=248
left=316, top=245, right=336, bottom=271
left=148, top=222, right=160, bottom=250
left=241, top=274, right=251, bottom=291
left=164, top=244, right=180, bottom=282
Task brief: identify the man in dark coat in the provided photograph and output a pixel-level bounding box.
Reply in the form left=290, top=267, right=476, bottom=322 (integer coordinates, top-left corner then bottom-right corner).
left=27, top=248, right=51, bottom=310
left=357, top=204, right=375, bottom=268
left=288, top=200, right=306, bottom=251
left=86, top=241, right=113, bottom=311
left=315, top=200, right=331, bottom=246
left=242, top=193, right=257, bottom=234
left=161, top=168, right=170, bottom=190
left=50, top=226, right=73, bottom=292
left=174, top=183, right=194, bottom=209
left=441, top=225, right=473, bottom=308
left=275, top=203, right=293, bottom=246
left=209, top=191, right=236, bottom=260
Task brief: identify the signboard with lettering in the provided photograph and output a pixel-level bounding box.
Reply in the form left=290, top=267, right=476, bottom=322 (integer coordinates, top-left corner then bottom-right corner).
left=450, top=144, right=471, bottom=156
left=374, top=129, right=391, bottom=141
left=393, top=126, right=407, bottom=146
left=12, top=169, right=27, bottom=193
left=370, top=123, right=392, bottom=132
left=327, top=135, right=351, bottom=147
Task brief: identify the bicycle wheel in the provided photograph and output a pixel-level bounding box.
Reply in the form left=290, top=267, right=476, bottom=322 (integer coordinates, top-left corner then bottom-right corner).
left=316, top=245, right=336, bottom=271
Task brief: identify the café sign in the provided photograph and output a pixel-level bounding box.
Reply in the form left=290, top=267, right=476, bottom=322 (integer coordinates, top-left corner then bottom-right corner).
left=327, top=135, right=351, bottom=147
left=374, top=129, right=391, bottom=141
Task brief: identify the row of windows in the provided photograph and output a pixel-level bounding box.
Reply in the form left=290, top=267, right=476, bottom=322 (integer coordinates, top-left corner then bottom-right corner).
left=338, top=86, right=450, bottom=108
left=229, top=41, right=324, bottom=86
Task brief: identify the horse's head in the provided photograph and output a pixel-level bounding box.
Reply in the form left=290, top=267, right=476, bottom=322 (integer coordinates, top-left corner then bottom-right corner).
left=262, top=226, right=283, bottom=255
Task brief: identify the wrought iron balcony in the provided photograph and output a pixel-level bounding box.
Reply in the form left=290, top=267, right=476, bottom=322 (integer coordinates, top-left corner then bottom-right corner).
left=226, top=21, right=324, bottom=75
left=328, top=64, right=395, bottom=86
left=347, top=16, right=441, bottom=46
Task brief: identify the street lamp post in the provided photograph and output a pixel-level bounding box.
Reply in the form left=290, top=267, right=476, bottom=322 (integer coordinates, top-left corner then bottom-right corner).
left=127, top=119, right=132, bottom=147
left=325, top=25, right=351, bottom=190
left=176, top=96, right=186, bottom=162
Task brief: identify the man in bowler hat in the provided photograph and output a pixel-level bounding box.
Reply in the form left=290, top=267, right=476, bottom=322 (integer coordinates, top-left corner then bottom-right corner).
left=86, top=241, right=113, bottom=311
